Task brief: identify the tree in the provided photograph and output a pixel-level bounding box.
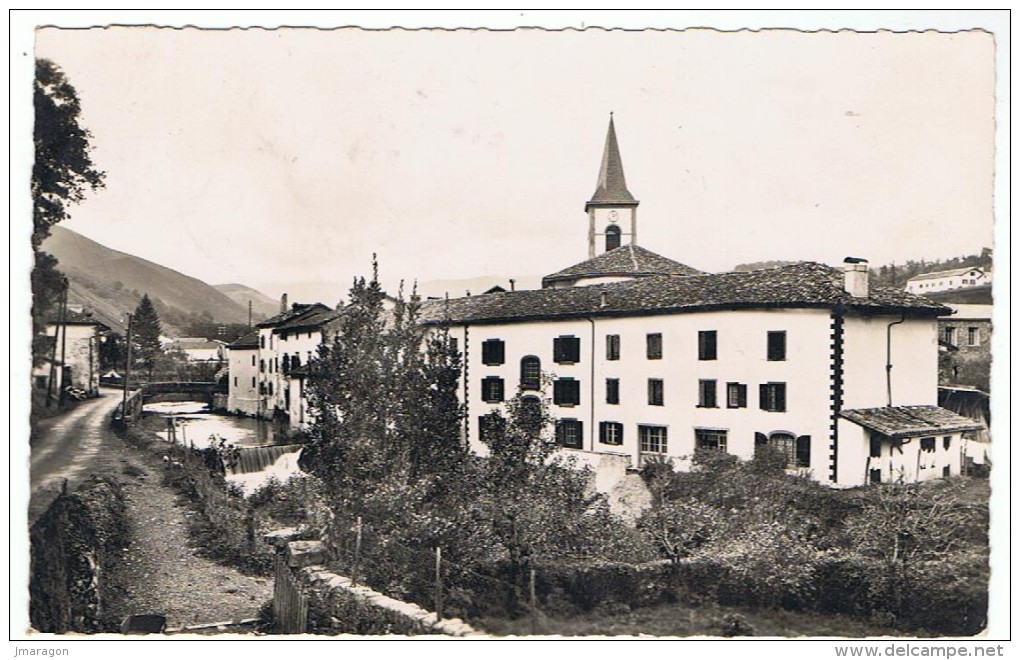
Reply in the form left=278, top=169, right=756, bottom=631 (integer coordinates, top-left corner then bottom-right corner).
left=31, top=59, right=104, bottom=360
left=132, top=294, right=163, bottom=364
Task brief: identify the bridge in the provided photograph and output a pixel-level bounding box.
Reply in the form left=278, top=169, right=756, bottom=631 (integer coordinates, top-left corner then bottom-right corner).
left=140, top=381, right=225, bottom=404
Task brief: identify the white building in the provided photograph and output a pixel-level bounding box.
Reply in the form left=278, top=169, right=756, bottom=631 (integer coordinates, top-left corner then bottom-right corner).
left=32, top=311, right=109, bottom=396
left=165, top=337, right=228, bottom=362
left=905, top=267, right=988, bottom=294
left=420, top=117, right=981, bottom=488
left=225, top=330, right=259, bottom=416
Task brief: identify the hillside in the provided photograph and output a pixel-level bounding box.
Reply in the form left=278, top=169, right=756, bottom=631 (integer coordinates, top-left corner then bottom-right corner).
left=41, top=226, right=253, bottom=334
left=213, top=283, right=278, bottom=320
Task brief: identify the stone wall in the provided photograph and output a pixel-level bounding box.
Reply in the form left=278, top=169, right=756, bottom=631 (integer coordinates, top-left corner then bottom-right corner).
left=265, top=530, right=479, bottom=636
left=29, top=476, right=128, bottom=633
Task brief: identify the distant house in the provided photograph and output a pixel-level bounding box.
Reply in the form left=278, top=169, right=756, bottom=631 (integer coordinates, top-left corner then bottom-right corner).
left=165, top=337, right=227, bottom=362
left=936, top=303, right=993, bottom=393
left=32, top=310, right=110, bottom=396
left=905, top=267, right=987, bottom=294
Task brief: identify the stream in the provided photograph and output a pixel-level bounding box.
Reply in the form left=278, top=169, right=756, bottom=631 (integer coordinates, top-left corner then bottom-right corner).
left=142, top=401, right=304, bottom=495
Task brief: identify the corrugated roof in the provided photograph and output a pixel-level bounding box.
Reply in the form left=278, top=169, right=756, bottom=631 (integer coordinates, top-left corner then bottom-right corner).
left=841, top=405, right=984, bottom=438
left=542, top=244, right=703, bottom=286
left=907, top=267, right=983, bottom=282
left=422, top=262, right=951, bottom=325
left=586, top=116, right=637, bottom=209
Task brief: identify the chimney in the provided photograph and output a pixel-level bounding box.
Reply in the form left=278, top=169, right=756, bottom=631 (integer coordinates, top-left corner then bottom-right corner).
left=509, top=278, right=516, bottom=292
left=599, top=291, right=608, bottom=308
left=280, top=293, right=288, bottom=314
left=843, top=257, right=869, bottom=298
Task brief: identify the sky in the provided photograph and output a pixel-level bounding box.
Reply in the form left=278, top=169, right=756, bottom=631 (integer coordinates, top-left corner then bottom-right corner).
left=22, top=15, right=1000, bottom=303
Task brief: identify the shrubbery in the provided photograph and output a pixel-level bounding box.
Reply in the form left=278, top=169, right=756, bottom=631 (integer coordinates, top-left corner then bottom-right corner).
left=636, top=449, right=990, bottom=635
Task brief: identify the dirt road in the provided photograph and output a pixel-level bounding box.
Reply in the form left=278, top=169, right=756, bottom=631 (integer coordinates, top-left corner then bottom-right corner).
left=29, top=388, right=127, bottom=523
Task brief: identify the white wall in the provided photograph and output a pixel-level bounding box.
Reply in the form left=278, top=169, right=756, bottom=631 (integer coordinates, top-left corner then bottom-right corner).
left=837, top=419, right=963, bottom=486
left=842, top=316, right=938, bottom=409
left=227, top=346, right=259, bottom=416
left=46, top=323, right=102, bottom=393
left=461, top=308, right=836, bottom=481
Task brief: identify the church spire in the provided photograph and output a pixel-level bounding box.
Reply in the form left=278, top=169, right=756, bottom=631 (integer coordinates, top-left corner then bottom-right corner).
left=586, top=113, right=637, bottom=212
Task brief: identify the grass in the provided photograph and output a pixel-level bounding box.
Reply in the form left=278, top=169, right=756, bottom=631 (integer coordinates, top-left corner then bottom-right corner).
left=475, top=601, right=910, bottom=638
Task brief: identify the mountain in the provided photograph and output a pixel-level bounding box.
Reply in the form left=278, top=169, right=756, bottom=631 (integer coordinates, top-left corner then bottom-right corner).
left=41, top=226, right=252, bottom=334
left=213, top=283, right=279, bottom=319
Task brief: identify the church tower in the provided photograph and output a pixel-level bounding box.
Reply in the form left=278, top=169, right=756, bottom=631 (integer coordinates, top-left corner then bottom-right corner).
left=585, top=114, right=639, bottom=258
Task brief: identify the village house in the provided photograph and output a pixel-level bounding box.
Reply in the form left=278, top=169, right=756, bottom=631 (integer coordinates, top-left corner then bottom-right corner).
left=32, top=309, right=109, bottom=397
left=420, top=117, right=982, bottom=488
left=225, top=330, right=259, bottom=416
left=905, top=266, right=989, bottom=294
left=164, top=337, right=228, bottom=362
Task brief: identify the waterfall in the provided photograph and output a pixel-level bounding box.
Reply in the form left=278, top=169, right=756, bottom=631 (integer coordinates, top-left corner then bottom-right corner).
left=226, top=444, right=303, bottom=475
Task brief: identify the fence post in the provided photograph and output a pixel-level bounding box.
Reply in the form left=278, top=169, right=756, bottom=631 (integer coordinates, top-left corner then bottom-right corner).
left=351, top=516, right=362, bottom=587
left=529, top=567, right=537, bottom=634
left=434, top=546, right=443, bottom=622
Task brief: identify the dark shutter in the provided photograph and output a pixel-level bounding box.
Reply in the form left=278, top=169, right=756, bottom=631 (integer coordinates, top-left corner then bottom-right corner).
left=767, top=331, right=786, bottom=361
left=759, top=384, right=768, bottom=410
left=554, top=336, right=580, bottom=363
left=796, top=435, right=811, bottom=467
left=699, top=331, right=717, bottom=360
left=776, top=384, right=786, bottom=412
left=755, top=432, right=768, bottom=446
left=599, top=421, right=608, bottom=443
left=738, top=384, right=748, bottom=408
left=482, top=339, right=505, bottom=365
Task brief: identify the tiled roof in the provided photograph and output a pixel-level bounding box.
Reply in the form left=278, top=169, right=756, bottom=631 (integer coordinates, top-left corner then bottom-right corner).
left=542, top=244, right=703, bottom=286
left=586, top=116, right=637, bottom=208
left=422, top=262, right=952, bottom=325
left=227, top=330, right=260, bottom=349
left=256, top=303, right=331, bottom=328
left=841, top=405, right=984, bottom=438
left=907, top=267, right=983, bottom=282
left=275, top=307, right=342, bottom=333
left=48, top=309, right=110, bottom=329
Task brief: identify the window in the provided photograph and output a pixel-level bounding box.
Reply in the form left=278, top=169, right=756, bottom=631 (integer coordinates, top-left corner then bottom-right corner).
left=282, top=353, right=290, bottom=374
left=481, top=339, right=505, bottom=365
left=943, top=435, right=952, bottom=450
left=870, top=468, right=882, bottom=484
left=767, top=331, right=786, bottom=361
left=259, top=359, right=266, bottom=373
left=292, top=354, right=301, bottom=369
left=260, top=335, right=265, bottom=349
left=605, top=224, right=621, bottom=251
left=920, top=436, right=936, bottom=453
left=606, top=378, right=620, bottom=405
left=698, top=379, right=717, bottom=408
left=553, top=336, right=581, bottom=364
left=967, top=327, right=980, bottom=346
left=520, top=356, right=541, bottom=390
left=944, top=326, right=957, bottom=346
left=695, top=428, right=727, bottom=452
left=726, top=382, right=747, bottom=408
left=233, top=376, right=237, bottom=386
left=481, top=376, right=505, bottom=403
left=599, top=421, right=624, bottom=446
left=251, top=377, right=256, bottom=388
left=606, top=334, right=620, bottom=361
left=698, top=330, right=717, bottom=360
left=553, top=378, right=580, bottom=406
left=759, top=383, right=787, bottom=412
left=943, top=466, right=951, bottom=478
left=449, top=337, right=458, bottom=355
left=268, top=382, right=274, bottom=396
left=648, top=378, right=664, bottom=406
left=639, top=425, right=668, bottom=455
left=251, top=355, right=256, bottom=366
left=870, top=433, right=883, bottom=458
left=646, top=333, right=663, bottom=360
left=763, top=432, right=811, bottom=468
left=556, top=419, right=584, bottom=449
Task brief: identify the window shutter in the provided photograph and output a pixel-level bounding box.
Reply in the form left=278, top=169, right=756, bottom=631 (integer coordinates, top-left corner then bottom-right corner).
left=796, top=435, right=811, bottom=467
left=738, top=384, right=748, bottom=408
left=599, top=422, right=607, bottom=443
left=759, top=384, right=768, bottom=410
left=755, top=432, right=768, bottom=446
left=777, top=384, right=786, bottom=412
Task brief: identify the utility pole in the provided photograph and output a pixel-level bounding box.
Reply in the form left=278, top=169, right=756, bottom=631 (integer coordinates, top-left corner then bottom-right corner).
left=58, top=281, right=69, bottom=407
left=45, top=278, right=68, bottom=407
left=122, top=313, right=134, bottom=423
left=248, top=300, right=252, bottom=329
